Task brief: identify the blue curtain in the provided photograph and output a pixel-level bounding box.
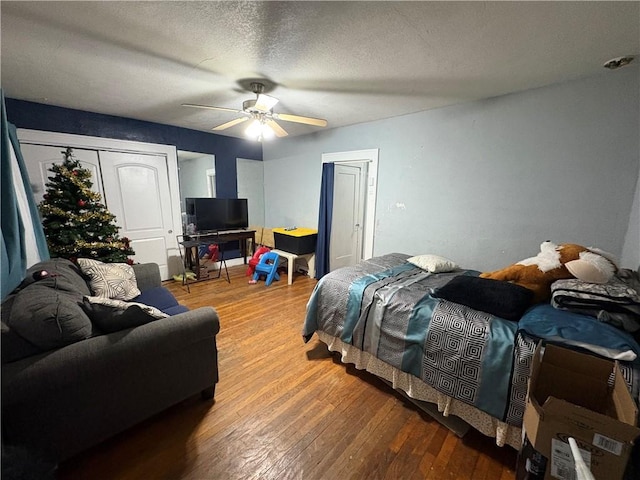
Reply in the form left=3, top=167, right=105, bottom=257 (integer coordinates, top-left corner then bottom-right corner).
left=1, top=89, right=49, bottom=299
left=315, top=162, right=334, bottom=279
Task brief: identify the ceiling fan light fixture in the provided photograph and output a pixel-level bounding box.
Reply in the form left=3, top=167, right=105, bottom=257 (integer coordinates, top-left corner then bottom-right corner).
left=245, top=118, right=274, bottom=142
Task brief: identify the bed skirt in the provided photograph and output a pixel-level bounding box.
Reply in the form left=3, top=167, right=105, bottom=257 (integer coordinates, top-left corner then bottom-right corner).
left=316, top=331, right=522, bottom=449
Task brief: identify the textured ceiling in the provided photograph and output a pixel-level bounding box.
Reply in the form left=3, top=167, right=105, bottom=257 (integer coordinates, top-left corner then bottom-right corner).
left=2, top=1, right=638, bottom=139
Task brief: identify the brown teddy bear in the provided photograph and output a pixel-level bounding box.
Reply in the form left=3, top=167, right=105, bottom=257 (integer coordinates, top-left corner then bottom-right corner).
left=480, top=241, right=615, bottom=304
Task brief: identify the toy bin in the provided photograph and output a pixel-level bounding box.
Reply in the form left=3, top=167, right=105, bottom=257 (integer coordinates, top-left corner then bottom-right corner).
left=273, top=227, right=318, bottom=255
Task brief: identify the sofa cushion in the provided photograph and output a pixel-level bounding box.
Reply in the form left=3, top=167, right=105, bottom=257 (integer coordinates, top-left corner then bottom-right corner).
left=8, top=285, right=94, bottom=350
left=21, top=258, right=91, bottom=296
left=77, top=258, right=141, bottom=301
left=131, top=287, right=180, bottom=312
left=82, top=296, right=167, bottom=333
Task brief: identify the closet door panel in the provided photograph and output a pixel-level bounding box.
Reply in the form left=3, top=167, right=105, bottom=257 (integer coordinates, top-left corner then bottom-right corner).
left=19, top=144, right=103, bottom=204
left=99, top=151, right=174, bottom=279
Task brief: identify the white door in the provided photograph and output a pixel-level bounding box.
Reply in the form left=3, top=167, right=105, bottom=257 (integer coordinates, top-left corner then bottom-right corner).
left=99, top=151, right=175, bottom=279
left=329, top=163, right=367, bottom=270
left=20, top=144, right=104, bottom=205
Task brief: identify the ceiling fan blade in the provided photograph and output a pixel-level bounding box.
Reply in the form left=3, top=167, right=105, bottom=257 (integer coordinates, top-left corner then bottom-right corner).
left=273, top=112, right=327, bottom=127
left=182, top=103, right=244, bottom=114
left=254, top=94, right=279, bottom=112
left=212, top=117, right=249, bottom=131
left=266, top=119, right=288, bottom=137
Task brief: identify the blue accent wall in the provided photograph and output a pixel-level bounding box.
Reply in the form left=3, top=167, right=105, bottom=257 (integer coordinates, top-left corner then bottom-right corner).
left=4, top=98, right=262, bottom=199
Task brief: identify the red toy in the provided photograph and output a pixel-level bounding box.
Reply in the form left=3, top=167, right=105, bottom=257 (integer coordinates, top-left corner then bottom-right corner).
left=246, top=246, right=271, bottom=277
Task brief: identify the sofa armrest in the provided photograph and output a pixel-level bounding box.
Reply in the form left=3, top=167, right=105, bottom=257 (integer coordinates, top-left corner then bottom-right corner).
left=132, top=263, right=162, bottom=292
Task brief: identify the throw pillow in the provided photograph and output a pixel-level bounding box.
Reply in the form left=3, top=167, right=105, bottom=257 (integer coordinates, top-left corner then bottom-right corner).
left=407, top=254, right=458, bottom=273
left=8, top=285, right=94, bottom=350
left=82, top=296, right=167, bottom=333
left=433, top=275, right=534, bottom=321
left=77, top=258, right=141, bottom=301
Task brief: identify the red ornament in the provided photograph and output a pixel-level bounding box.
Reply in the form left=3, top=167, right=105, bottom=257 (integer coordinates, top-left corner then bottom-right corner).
left=77, top=199, right=86, bottom=207
left=72, top=170, right=79, bottom=176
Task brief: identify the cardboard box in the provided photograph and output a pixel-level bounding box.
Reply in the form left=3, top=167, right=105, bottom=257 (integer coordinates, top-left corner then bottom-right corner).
left=273, top=227, right=317, bottom=254
left=516, top=343, right=640, bottom=480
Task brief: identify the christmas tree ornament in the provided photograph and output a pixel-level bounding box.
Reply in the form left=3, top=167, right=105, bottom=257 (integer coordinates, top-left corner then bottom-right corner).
left=77, top=199, right=86, bottom=207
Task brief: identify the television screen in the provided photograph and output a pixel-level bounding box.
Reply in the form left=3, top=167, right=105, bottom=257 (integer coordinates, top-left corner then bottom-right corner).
left=185, top=198, right=248, bottom=232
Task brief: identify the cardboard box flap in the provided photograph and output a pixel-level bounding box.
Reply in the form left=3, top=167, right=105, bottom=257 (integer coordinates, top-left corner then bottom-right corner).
left=541, top=344, right=613, bottom=379
left=610, top=365, right=639, bottom=426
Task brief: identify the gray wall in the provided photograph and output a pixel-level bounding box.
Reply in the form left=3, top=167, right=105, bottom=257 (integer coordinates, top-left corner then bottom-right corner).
left=263, top=67, right=639, bottom=271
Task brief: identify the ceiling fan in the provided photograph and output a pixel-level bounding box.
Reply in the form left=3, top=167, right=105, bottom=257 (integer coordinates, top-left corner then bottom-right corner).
left=182, top=81, right=327, bottom=140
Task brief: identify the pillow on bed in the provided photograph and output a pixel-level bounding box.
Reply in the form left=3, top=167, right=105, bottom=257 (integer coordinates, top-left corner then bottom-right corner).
left=433, top=275, right=534, bottom=321
left=407, top=254, right=458, bottom=273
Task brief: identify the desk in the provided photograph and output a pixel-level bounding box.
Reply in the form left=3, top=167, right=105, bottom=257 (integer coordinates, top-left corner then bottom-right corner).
left=271, top=248, right=316, bottom=285
left=178, top=230, right=256, bottom=287
left=190, top=229, right=256, bottom=264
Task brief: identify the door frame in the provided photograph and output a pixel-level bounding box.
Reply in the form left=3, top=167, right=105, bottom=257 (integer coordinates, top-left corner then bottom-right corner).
left=17, top=128, right=182, bottom=274
left=321, top=149, right=378, bottom=260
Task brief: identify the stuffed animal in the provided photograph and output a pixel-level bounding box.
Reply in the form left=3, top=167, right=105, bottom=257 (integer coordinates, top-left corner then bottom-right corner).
left=480, top=241, right=616, bottom=304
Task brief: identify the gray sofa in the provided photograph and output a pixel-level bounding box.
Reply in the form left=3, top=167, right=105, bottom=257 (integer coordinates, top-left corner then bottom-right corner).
left=1, top=258, right=219, bottom=463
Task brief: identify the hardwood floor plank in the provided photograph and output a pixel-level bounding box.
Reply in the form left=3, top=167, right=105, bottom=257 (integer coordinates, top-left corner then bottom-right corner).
left=56, top=264, right=518, bottom=479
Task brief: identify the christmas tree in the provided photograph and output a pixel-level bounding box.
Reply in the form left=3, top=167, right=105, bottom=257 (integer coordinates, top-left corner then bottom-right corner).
left=39, top=147, right=135, bottom=263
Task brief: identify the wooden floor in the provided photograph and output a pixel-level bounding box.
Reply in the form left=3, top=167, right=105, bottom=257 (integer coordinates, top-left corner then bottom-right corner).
left=57, top=264, right=517, bottom=480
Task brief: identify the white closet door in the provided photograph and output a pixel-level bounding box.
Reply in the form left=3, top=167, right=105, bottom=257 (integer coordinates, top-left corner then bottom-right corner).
left=19, top=144, right=103, bottom=205
left=99, top=151, right=175, bottom=279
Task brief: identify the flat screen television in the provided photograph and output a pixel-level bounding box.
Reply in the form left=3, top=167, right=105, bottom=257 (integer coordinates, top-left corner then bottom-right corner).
left=185, top=198, right=248, bottom=233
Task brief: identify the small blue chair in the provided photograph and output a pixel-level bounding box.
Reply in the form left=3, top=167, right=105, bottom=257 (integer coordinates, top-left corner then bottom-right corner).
left=252, top=251, right=280, bottom=286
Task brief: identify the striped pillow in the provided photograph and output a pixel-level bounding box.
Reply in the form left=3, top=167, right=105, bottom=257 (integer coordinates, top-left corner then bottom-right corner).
left=77, top=258, right=141, bottom=301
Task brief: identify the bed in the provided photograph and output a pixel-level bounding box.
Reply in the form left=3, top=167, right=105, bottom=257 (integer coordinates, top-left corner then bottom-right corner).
left=303, top=253, right=640, bottom=449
